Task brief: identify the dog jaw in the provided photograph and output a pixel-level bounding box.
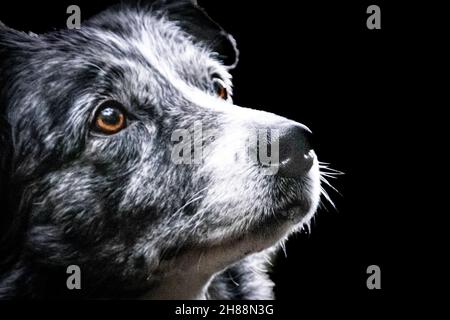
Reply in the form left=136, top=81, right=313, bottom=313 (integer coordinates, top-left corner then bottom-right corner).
left=141, top=159, right=321, bottom=299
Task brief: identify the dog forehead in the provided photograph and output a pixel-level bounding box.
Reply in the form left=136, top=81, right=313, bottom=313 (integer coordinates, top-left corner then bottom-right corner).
left=64, top=14, right=225, bottom=109
left=87, top=14, right=216, bottom=82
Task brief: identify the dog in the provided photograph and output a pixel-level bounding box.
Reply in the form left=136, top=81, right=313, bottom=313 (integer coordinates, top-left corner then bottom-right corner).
left=0, top=0, right=331, bottom=299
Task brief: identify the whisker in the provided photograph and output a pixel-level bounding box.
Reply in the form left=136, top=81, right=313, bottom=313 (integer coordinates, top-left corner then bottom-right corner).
left=319, top=166, right=345, bottom=175
left=320, top=173, right=339, bottom=179
left=279, top=241, right=287, bottom=258
left=263, top=254, right=274, bottom=267
left=170, top=186, right=208, bottom=218
left=320, top=185, right=336, bottom=209
left=318, top=161, right=342, bottom=212
left=320, top=176, right=342, bottom=196
left=249, top=263, right=267, bottom=274
left=304, top=220, right=311, bottom=234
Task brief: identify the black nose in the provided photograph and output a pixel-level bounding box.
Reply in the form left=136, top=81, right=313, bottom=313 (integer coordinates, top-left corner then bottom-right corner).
left=277, top=123, right=314, bottom=178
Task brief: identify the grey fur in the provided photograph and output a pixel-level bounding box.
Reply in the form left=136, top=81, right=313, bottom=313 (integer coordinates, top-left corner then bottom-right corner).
left=0, top=0, right=321, bottom=299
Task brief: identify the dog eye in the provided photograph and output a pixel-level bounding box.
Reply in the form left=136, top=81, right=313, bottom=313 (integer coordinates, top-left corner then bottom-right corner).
left=213, top=78, right=228, bottom=100
left=93, top=101, right=127, bottom=135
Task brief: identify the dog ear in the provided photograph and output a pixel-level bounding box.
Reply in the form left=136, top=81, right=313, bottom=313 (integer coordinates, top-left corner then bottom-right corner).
left=153, top=0, right=239, bottom=68
left=89, top=1, right=239, bottom=68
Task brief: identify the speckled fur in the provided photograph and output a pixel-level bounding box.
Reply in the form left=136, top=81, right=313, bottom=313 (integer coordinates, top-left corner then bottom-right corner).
left=0, top=0, right=321, bottom=299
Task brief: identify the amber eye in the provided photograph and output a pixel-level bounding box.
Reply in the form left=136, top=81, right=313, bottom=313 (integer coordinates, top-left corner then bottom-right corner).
left=213, top=78, right=228, bottom=100
left=93, top=101, right=127, bottom=134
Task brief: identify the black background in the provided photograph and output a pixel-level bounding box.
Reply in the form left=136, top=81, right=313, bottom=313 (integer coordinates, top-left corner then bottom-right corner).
left=0, top=0, right=435, bottom=312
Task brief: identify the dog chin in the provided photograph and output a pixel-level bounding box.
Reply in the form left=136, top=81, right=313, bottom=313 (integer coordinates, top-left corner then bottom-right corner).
left=144, top=163, right=321, bottom=299
left=143, top=208, right=315, bottom=299
left=143, top=207, right=318, bottom=299
left=159, top=185, right=319, bottom=276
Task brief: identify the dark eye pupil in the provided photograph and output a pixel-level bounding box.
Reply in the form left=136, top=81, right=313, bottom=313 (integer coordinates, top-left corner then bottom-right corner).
left=100, top=107, right=121, bottom=124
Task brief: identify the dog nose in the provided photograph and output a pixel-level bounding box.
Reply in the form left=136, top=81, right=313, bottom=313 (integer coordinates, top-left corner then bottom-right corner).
left=277, top=123, right=314, bottom=178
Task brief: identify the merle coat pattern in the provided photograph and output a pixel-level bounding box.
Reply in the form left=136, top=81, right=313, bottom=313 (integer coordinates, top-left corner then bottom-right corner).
left=0, top=0, right=323, bottom=299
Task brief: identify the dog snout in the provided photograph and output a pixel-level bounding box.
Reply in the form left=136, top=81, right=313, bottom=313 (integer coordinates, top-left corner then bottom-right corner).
left=277, top=123, right=314, bottom=178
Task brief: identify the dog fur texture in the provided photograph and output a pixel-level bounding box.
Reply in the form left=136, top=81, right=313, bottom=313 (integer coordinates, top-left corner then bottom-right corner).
left=0, top=0, right=322, bottom=299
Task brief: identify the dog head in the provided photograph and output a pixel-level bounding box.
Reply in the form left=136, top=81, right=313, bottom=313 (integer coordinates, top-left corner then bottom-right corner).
left=0, top=0, right=322, bottom=298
